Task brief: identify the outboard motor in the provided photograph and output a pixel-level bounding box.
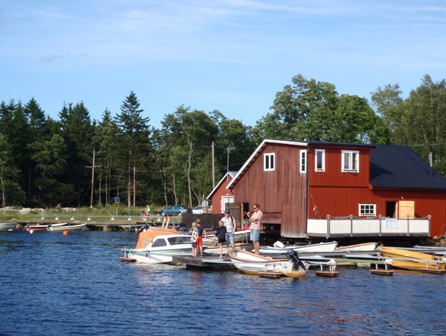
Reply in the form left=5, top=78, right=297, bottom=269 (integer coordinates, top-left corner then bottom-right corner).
left=286, top=249, right=306, bottom=270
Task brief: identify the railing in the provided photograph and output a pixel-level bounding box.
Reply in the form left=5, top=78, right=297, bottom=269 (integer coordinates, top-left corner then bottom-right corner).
left=307, top=215, right=431, bottom=238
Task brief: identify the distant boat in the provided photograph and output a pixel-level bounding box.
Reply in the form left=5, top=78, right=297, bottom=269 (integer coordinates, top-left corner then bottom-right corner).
left=378, top=246, right=446, bottom=273
left=228, top=248, right=309, bottom=278
left=121, top=228, right=196, bottom=264
left=25, top=222, right=67, bottom=232
left=0, top=222, right=17, bottom=231
left=259, top=241, right=338, bottom=255
left=47, top=222, right=87, bottom=232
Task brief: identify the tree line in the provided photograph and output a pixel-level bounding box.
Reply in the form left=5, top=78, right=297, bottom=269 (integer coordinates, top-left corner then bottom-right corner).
left=1, top=73, right=445, bottom=209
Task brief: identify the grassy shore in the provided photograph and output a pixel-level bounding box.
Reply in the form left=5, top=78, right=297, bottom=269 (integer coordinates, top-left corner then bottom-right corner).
left=0, top=205, right=178, bottom=224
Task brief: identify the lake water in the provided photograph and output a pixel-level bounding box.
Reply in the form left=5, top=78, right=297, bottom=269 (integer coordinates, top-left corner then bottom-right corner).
left=1, top=231, right=446, bottom=336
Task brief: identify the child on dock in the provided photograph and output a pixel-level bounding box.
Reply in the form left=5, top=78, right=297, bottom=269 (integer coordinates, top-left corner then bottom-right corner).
left=215, top=220, right=227, bottom=258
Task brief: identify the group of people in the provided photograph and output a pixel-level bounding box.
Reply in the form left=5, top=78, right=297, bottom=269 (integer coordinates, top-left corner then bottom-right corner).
left=190, top=203, right=263, bottom=258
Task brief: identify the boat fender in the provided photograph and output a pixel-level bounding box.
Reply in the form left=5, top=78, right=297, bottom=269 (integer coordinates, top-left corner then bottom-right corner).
left=286, top=249, right=306, bottom=270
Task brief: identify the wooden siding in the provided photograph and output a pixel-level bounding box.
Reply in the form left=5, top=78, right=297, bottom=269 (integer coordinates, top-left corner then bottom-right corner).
left=308, top=186, right=446, bottom=237
left=232, top=143, right=308, bottom=238
left=308, top=146, right=371, bottom=187
left=210, top=175, right=234, bottom=215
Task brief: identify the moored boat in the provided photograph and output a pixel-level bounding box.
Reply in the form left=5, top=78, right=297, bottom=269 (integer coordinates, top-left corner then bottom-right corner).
left=0, top=222, right=18, bottom=231
left=25, top=222, right=67, bottom=232
left=378, top=246, right=446, bottom=273
left=47, top=222, right=87, bottom=231
left=228, top=248, right=309, bottom=278
left=335, top=242, right=378, bottom=253
left=259, top=241, right=338, bottom=255
left=121, top=227, right=196, bottom=264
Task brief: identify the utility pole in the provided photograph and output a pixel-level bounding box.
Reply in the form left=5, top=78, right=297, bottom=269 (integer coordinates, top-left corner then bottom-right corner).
left=227, top=143, right=235, bottom=173
left=86, top=150, right=101, bottom=208
left=212, top=142, right=215, bottom=188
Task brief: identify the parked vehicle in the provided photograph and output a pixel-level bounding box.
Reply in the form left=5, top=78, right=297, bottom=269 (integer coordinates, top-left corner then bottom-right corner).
left=192, top=205, right=205, bottom=214
left=157, top=205, right=192, bottom=216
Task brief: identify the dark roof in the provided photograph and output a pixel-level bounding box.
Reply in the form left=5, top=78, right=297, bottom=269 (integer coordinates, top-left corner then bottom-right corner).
left=369, top=145, right=446, bottom=190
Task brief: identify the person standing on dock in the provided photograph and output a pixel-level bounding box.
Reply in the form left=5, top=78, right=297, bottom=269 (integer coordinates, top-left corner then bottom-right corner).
left=247, top=203, right=263, bottom=255
left=221, top=209, right=236, bottom=248
left=215, top=220, right=227, bottom=258
left=196, top=219, right=206, bottom=257
left=191, top=222, right=199, bottom=257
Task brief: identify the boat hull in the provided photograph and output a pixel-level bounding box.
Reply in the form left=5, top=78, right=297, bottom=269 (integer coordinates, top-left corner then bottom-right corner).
left=47, top=223, right=87, bottom=231
left=228, top=248, right=308, bottom=278
left=0, top=222, right=18, bottom=231
left=379, top=247, right=446, bottom=272
left=259, top=241, right=338, bottom=255
left=122, top=247, right=193, bottom=264
left=335, top=242, right=378, bottom=253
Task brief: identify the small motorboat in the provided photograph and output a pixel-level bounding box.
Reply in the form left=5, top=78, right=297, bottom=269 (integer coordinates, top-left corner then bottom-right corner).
left=259, top=241, right=338, bottom=255
left=47, top=222, right=87, bottom=231
left=0, top=222, right=18, bottom=231
left=121, top=227, right=196, bottom=264
left=228, top=248, right=309, bottom=278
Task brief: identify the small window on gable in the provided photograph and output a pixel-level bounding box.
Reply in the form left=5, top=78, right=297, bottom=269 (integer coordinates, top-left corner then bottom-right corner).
left=264, top=153, right=275, bottom=171
left=342, top=150, right=359, bottom=172
left=300, top=150, right=307, bottom=173
left=315, top=149, right=325, bottom=172
left=359, top=204, right=376, bottom=217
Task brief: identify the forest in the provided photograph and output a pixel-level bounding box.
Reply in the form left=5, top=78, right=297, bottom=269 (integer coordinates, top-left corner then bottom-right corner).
left=1, top=73, right=446, bottom=209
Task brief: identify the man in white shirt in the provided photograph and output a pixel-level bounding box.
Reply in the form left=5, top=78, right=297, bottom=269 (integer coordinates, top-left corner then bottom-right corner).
left=221, top=209, right=236, bottom=248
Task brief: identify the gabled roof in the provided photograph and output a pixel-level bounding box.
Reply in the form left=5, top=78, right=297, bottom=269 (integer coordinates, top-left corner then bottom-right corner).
left=370, top=145, right=446, bottom=190
left=226, top=139, right=307, bottom=189
left=207, top=171, right=238, bottom=199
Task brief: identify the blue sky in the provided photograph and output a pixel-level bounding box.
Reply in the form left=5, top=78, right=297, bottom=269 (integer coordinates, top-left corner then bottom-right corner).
left=1, top=1, right=446, bottom=128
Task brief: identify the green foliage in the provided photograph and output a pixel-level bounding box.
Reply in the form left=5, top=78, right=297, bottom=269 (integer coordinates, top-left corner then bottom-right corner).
left=3, top=73, right=446, bottom=208
left=256, top=74, right=390, bottom=144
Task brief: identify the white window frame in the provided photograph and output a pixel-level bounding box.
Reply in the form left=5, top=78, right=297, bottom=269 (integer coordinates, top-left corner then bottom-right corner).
left=359, top=204, right=376, bottom=217
left=264, top=153, right=275, bottom=171
left=300, top=150, right=307, bottom=173
left=221, top=196, right=234, bottom=213
left=315, top=149, right=325, bottom=172
left=342, top=150, right=359, bottom=172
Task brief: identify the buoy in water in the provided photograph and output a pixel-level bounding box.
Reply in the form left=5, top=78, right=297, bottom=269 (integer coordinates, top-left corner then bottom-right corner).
left=63, top=230, right=69, bottom=236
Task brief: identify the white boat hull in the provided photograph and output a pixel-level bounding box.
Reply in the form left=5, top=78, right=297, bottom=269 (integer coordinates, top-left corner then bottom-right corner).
left=47, top=223, right=87, bottom=231
left=335, top=242, right=378, bottom=252
left=259, top=241, right=338, bottom=255
left=122, top=247, right=193, bottom=264
left=0, top=222, right=17, bottom=231
left=228, top=248, right=308, bottom=277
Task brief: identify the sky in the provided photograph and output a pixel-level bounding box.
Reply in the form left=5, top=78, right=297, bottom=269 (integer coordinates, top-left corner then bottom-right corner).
left=1, top=0, right=446, bottom=128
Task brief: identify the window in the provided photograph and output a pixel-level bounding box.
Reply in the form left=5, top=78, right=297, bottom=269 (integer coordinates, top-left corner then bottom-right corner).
left=342, top=150, right=359, bottom=172
left=221, top=196, right=234, bottom=213
left=151, top=238, right=167, bottom=248
left=300, top=150, right=307, bottom=173
left=315, top=149, right=325, bottom=172
left=359, top=204, right=376, bottom=216
left=264, top=153, right=275, bottom=171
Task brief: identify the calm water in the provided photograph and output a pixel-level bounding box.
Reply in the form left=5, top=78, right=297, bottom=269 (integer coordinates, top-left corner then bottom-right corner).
left=1, top=231, right=446, bottom=336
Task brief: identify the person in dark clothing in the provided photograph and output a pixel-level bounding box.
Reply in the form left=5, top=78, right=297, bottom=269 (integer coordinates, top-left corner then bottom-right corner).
left=215, top=220, right=227, bottom=258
